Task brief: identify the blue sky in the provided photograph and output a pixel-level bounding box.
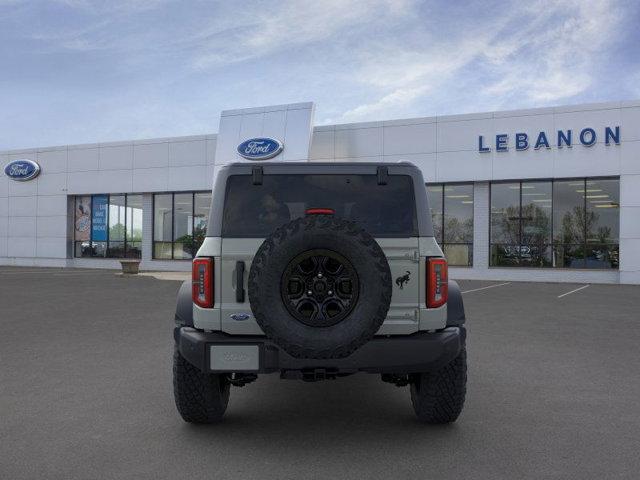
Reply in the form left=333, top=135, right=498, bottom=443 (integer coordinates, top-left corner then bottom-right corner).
left=1, top=0, right=639, bottom=150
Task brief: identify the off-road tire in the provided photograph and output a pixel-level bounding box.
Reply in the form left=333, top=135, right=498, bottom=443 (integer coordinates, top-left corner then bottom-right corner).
left=173, top=348, right=230, bottom=423
left=248, top=214, right=392, bottom=359
left=409, top=345, right=467, bottom=424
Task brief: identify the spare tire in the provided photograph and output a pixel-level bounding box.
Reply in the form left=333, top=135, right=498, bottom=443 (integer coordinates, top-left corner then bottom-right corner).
left=248, top=214, right=392, bottom=359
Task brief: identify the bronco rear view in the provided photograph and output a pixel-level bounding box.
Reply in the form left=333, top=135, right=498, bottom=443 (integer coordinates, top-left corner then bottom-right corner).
left=173, top=162, right=467, bottom=424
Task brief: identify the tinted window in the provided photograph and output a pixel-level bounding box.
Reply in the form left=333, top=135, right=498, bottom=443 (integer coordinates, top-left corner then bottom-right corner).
left=222, top=174, right=417, bottom=237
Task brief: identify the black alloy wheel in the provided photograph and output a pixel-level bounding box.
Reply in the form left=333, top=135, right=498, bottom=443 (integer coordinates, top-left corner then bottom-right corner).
left=281, top=249, right=359, bottom=327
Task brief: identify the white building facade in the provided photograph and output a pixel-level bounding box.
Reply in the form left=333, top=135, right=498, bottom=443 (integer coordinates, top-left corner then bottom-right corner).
left=1, top=100, right=639, bottom=284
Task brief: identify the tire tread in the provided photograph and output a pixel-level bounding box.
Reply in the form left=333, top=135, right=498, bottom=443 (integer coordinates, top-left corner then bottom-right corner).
left=173, top=349, right=230, bottom=423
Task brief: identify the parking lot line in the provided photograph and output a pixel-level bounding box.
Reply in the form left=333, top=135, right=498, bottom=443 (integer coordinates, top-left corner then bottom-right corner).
left=461, top=282, right=511, bottom=294
left=557, top=284, right=590, bottom=298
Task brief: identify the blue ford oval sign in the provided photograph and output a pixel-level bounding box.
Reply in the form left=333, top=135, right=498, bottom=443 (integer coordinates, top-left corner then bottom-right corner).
left=237, top=137, right=283, bottom=160
left=4, top=159, right=41, bottom=181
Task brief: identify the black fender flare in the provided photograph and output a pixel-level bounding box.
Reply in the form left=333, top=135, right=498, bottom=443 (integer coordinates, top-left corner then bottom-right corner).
left=446, top=280, right=466, bottom=326
left=175, top=280, right=194, bottom=328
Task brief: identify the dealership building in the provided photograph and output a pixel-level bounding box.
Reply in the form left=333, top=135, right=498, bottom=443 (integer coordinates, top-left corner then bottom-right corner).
left=1, top=100, right=639, bottom=284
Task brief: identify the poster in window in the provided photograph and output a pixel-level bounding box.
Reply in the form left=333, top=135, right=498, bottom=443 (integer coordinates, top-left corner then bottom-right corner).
left=74, top=196, right=91, bottom=241
left=91, top=195, right=108, bottom=242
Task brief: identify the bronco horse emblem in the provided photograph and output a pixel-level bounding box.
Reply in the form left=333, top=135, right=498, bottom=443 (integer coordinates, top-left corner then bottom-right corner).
left=395, top=271, right=411, bottom=289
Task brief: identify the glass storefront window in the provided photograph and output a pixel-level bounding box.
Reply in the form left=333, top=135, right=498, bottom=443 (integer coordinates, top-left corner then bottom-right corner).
left=194, top=192, right=211, bottom=254
left=427, top=183, right=473, bottom=266
left=490, top=182, right=520, bottom=267
left=427, top=185, right=443, bottom=243
left=586, top=179, right=619, bottom=242
left=491, top=178, right=619, bottom=269
left=520, top=181, right=552, bottom=267
left=74, top=196, right=92, bottom=257
left=73, top=193, right=143, bottom=259
left=585, top=178, right=619, bottom=269
left=108, top=195, right=126, bottom=258
left=173, top=193, right=194, bottom=260
left=153, top=194, right=172, bottom=259
left=553, top=180, right=586, bottom=268
left=126, top=195, right=143, bottom=258
left=152, top=192, right=211, bottom=259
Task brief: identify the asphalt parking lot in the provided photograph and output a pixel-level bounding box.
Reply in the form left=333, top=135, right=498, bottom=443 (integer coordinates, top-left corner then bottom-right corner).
left=1, top=268, right=639, bottom=480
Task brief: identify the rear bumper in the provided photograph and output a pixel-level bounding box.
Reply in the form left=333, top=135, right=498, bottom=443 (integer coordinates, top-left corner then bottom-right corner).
left=175, top=326, right=465, bottom=375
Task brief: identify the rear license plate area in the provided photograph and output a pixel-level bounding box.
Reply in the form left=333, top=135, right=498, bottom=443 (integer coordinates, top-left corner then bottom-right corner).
left=209, top=345, right=259, bottom=371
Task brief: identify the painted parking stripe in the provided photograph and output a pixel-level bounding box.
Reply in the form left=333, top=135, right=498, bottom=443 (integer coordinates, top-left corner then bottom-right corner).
left=557, top=284, right=590, bottom=298
left=461, top=282, right=511, bottom=294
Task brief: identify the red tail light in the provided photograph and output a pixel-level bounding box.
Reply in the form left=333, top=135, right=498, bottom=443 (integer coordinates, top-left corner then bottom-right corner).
left=192, top=258, right=214, bottom=308
left=305, top=208, right=335, bottom=215
left=426, top=258, right=448, bottom=308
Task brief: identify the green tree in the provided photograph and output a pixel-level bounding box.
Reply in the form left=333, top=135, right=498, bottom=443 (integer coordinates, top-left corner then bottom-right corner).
left=109, top=223, right=125, bottom=241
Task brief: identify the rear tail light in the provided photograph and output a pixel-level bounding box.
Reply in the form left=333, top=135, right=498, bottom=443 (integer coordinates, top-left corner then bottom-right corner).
left=305, top=208, right=335, bottom=215
left=426, top=258, right=448, bottom=308
left=192, top=258, right=214, bottom=308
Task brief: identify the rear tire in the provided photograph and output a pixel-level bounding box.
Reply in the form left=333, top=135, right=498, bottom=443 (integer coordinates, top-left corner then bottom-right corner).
left=409, top=345, right=467, bottom=424
left=173, top=348, right=230, bottom=423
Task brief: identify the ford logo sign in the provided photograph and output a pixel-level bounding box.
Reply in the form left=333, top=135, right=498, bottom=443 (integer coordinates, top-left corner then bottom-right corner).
left=237, top=137, right=283, bottom=160
left=230, top=313, right=251, bottom=321
left=4, top=159, right=41, bottom=182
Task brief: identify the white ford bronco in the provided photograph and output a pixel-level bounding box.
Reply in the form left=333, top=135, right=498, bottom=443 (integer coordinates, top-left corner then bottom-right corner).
left=173, top=162, right=467, bottom=423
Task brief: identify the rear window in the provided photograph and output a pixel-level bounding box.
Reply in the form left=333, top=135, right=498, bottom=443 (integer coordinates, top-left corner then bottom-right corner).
left=222, top=174, right=417, bottom=237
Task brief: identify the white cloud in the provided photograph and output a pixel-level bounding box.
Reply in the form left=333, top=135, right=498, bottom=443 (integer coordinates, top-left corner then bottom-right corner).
left=190, top=0, right=413, bottom=69
left=0, top=0, right=634, bottom=149
left=339, top=85, right=429, bottom=121
left=481, top=0, right=621, bottom=105
left=337, top=35, right=493, bottom=121
left=335, top=0, right=625, bottom=122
